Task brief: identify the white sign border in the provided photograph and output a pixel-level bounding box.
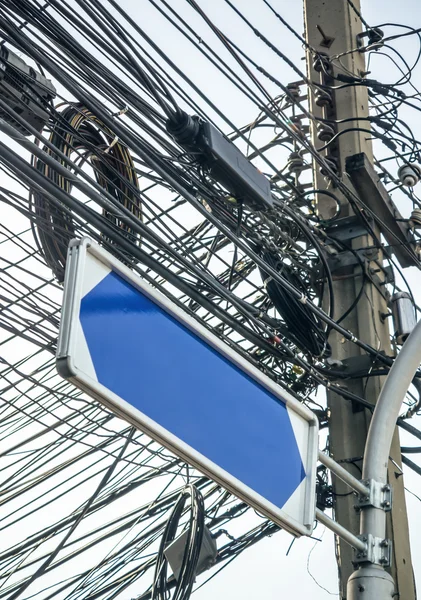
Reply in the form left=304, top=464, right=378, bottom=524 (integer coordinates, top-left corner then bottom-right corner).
left=57, top=237, right=318, bottom=537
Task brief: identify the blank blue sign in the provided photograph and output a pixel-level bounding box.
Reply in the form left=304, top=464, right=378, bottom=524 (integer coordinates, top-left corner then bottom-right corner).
left=80, top=271, right=306, bottom=510
left=57, top=239, right=317, bottom=535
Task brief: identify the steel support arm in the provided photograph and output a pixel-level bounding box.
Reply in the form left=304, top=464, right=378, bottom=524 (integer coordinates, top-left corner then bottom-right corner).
left=318, top=451, right=370, bottom=497
left=316, top=509, right=366, bottom=553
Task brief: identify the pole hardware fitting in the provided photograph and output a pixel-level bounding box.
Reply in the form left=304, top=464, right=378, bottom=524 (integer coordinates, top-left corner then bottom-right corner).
left=283, top=82, right=307, bottom=106
left=398, top=164, right=421, bottom=188
left=356, top=480, right=393, bottom=512
left=315, top=25, right=335, bottom=49
left=353, top=534, right=392, bottom=567
left=315, top=88, right=333, bottom=108
left=319, top=155, right=339, bottom=178
left=356, top=28, right=384, bottom=52
left=316, top=248, right=377, bottom=276
left=325, top=354, right=387, bottom=377
left=312, top=52, right=332, bottom=73
left=324, top=214, right=375, bottom=244
left=314, top=247, right=393, bottom=292
left=316, top=122, right=336, bottom=142
left=286, top=151, right=305, bottom=174
left=285, top=81, right=302, bottom=101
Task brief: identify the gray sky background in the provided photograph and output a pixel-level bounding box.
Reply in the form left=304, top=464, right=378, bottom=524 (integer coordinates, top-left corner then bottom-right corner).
left=2, top=1, right=421, bottom=599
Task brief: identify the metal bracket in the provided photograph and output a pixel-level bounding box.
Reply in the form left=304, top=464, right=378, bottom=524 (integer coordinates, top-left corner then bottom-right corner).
left=316, top=25, right=335, bottom=48
left=313, top=248, right=374, bottom=280
left=324, top=215, right=374, bottom=243
left=326, top=248, right=376, bottom=274
left=357, top=479, right=392, bottom=511
left=314, top=248, right=393, bottom=291
left=346, top=152, right=419, bottom=268
left=326, top=354, right=386, bottom=377
left=354, top=534, right=392, bottom=567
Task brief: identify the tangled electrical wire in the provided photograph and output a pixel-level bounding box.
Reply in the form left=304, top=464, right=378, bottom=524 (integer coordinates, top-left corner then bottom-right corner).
left=1, top=0, right=421, bottom=599
left=151, top=485, right=205, bottom=600
left=32, top=103, right=142, bottom=281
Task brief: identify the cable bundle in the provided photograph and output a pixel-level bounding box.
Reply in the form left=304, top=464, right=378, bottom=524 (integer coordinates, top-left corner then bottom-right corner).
left=151, top=485, right=206, bottom=600
left=32, top=104, right=141, bottom=281
left=258, top=249, right=331, bottom=358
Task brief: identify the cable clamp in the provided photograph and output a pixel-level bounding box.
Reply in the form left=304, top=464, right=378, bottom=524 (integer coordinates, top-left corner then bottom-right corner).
left=298, top=294, right=307, bottom=304
left=354, top=534, right=392, bottom=567
left=104, top=135, right=119, bottom=154
left=263, top=276, right=273, bottom=288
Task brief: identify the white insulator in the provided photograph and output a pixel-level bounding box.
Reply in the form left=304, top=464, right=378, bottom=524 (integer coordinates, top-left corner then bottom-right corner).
left=398, top=164, right=421, bottom=187
left=410, top=209, right=421, bottom=229
left=287, top=152, right=304, bottom=174
left=391, top=292, right=416, bottom=345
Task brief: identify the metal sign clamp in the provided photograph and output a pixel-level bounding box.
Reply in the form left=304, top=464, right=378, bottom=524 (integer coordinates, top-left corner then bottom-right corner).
left=353, top=480, right=393, bottom=567
left=353, top=534, right=392, bottom=567
left=356, top=480, right=392, bottom=512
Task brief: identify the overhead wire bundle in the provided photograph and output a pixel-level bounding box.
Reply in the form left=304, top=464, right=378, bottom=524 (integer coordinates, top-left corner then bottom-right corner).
left=0, top=3, right=326, bottom=598
left=1, top=0, right=421, bottom=598
left=151, top=485, right=205, bottom=600
left=0, top=0, right=339, bottom=393
left=257, top=247, right=331, bottom=358
left=32, top=103, right=142, bottom=281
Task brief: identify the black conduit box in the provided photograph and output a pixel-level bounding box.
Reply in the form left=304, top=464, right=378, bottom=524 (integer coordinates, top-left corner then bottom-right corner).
left=0, top=47, right=56, bottom=135
left=166, top=112, right=273, bottom=210
left=200, top=121, right=273, bottom=210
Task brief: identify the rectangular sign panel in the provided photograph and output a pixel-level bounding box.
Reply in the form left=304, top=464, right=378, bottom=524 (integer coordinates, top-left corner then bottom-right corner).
left=57, top=238, right=318, bottom=536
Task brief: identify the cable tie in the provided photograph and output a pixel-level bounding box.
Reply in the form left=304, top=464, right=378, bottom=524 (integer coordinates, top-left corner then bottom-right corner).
left=263, top=276, right=273, bottom=288
left=112, top=106, right=128, bottom=117
left=104, top=136, right=119, bottom=154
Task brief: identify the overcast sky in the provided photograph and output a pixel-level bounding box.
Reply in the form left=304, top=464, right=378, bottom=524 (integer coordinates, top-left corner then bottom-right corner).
left=2, top=1, right=421, bottom=599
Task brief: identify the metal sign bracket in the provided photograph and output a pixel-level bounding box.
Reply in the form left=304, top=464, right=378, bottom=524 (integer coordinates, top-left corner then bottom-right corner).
left=354, top=534, right=392, bottom=567
left=356, top=479, right=392, bottom=512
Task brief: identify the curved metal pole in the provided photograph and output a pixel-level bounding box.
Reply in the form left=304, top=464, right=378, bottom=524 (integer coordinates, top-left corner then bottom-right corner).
left=361, top=319, right=421, bottom=540
left=348, top=319, right=421, bottom=600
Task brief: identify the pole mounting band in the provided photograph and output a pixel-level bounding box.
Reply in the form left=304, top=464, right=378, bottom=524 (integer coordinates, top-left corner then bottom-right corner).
left=356, top=479, right=392, bottom=512
left=353, top=534, right=392, bottom=567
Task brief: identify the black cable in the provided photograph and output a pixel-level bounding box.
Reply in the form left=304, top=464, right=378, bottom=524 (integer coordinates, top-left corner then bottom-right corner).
left=32, top=103, right=142, bottom=280
left=401, top=447, right=421, bottom=454
left=151, top=485, right=205, bottom=600
left=6, top=427, right=135, bottom=600
left=402, top=455, right=421, bottom=478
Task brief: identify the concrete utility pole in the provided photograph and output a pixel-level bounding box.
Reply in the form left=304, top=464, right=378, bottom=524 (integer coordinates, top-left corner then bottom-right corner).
left=302, top=1, right=415, bottom=598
